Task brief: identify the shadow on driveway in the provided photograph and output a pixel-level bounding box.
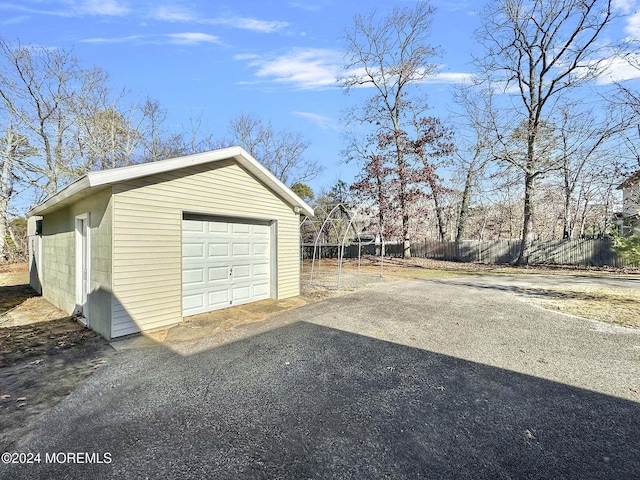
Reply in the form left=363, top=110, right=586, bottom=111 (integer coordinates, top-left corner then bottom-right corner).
left=5, top=321, right=639, bottom=480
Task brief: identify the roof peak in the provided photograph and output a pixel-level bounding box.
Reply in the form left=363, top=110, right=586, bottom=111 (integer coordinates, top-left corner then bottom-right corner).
left=29, top=147, right=314, bottom=217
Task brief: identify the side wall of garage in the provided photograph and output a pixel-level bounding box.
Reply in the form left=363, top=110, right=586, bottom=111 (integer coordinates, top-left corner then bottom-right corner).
left=38, top=188, right=113, bottom=339
left=110, top=160, right=300, bottom=338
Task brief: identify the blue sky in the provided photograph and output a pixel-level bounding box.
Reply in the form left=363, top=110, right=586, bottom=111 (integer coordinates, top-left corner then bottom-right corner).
left=1, top=0, right=639, bottom=196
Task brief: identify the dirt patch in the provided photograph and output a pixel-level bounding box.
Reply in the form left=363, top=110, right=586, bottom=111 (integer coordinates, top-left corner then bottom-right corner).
left=0, top=264, right=113, bottom=452
left=165, top=297, right=315, bottom=344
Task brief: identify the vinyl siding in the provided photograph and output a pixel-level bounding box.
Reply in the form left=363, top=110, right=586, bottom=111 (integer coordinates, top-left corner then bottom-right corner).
left=111, top=160, right=300, bottom=337
left=623, top=183, right=640, bottom=217
left=40, top=188, right=113, bottom=339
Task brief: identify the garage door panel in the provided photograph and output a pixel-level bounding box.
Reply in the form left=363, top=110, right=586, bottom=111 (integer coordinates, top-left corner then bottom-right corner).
left=208, top=222, right=229, bottom=234
left=232, top=224, right=251, bottom=234
left=254, top=224, right=270, bottom=236
left=183, top=243, right=205, bottom=259
left=232, top=243, right=251, bottom=256
left=208, top=243, right=230, bottom=258
left=232, top=286, right=251, bottom=302
left=253, top=283, right=270, bottom=297
left=183, top=293, right=205, bottom=311
left=233, top=264, right=251, bottom=279
left=253, top=242, right=269, bottom=256
left=183, top=218, right=271, bottom=317
left=253, top=263, right=269, bottom=276
left=183, top=220, right=206, bottom=232
left=183, top=268, right=204, bottom=286
left=208, top=289, right=230, bottom=307
left=208, top=266, right=229, bottom=282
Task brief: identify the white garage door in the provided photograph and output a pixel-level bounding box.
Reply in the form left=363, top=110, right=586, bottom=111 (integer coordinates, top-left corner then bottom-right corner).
left=182, top=218, right=271, bottom=317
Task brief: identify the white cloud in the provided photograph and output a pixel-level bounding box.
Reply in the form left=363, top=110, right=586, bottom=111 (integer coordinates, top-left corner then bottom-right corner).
left=293, top=111, right=339, bottom=130
left=611, top=0, right=640, bottom=39
left=78, top=0, right=129, bottom=16
left=149, top=5, right=288, bottom=33
left=165, top=32, right=220, bottom=45
left=214, top=16, right=289, bottom=33
left=0, top=2, right=66, bottom=17
left=0, top=0, right=129, bottom=17
left=288, top=1, right=323, bottom=12
left=150, top=5, right=195, bottom=22
left=424, top=72, right=475, bottom=84
left=625, top=11, right=640, bottom=39
left=342, top=66, right=475, bottom=88
left=596, top=54, right=640, bottom=84
left=234, top=53, right=260, bottom=61
left=238, top=48, right=342, bottom=90
left=81, top=35, right=148, bottom=44
left=82, top=32, right=220, bottom=45
left=431, top=0, right=475, bottom=13
left=1, top=14, right=29, bottom=25
left=613, top=0, right=636, bottom=14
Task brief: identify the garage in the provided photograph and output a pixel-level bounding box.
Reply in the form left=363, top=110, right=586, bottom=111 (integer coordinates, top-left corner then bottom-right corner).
left=27, top=146, right=314, bottom=340
left=182, top=216, right=273, bottom=316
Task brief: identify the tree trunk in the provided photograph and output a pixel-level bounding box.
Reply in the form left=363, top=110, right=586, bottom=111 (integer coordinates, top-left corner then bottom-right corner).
left=578, top=198, right=590, bottom=238
left=562, top=168, right=575, bottom=239
left=516, top=173, right=535, bottom=265
left=0, top=154, right=11, bottom=263
left=517, top=111, right=537, bottom=266
left=562, top=190, right=573, bottom=239
left=401, top=194, right=411, bottom=259
left=402, top=204, right=411, bottom=259
left=431, top=185, right=446, bottom=242
left=456, top=166, right=474, bottom=244
left=402, top=239, right=410, bottom=259
left=398, top=149, right=411, bottom=259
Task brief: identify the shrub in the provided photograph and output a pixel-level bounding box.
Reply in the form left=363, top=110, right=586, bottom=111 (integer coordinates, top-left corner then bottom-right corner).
left=610, top=224, right=640, bottom=266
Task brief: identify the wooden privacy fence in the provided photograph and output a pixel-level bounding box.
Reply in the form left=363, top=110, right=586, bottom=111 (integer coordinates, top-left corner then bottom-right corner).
left=301, top=243, right=378, bottom=260
left=404, top=239, right=632, bottom=267
left=302, top=239, right=633, bottom=267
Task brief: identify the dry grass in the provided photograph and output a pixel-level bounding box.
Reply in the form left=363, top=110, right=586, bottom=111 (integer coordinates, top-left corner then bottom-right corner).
left=301, top=256, right=472, bottom=290
left=522, top=286, right=640, bottom=328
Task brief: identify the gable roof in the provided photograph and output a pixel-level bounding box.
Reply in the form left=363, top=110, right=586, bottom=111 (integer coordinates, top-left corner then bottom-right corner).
left=618, top=170, right=640, bottom=190
left=28, top=146, right=314, bottom=217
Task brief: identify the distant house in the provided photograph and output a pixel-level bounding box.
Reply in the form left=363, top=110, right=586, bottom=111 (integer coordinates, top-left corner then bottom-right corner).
left=616, top=171, right=640, bottom=233
left=27, top=147, right=314, bottom=340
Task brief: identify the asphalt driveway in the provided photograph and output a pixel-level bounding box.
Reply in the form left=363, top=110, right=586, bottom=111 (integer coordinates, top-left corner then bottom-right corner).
left=3, top=278, right=639, bottom=479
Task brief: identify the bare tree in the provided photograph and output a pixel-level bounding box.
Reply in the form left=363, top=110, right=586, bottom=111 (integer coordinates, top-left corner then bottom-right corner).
left=139, top=97, right=182, bottom=162
left=222, top=113, right=320, bottom=186
left=0, top=38, right=187, bottom=261
left=476, top=0, right=616, bottom=264
left=350, top=151, right=393, bottom=237
left=554, top=101, right=631, bottom=238
left=451, top=83, right=495, bottom=244
left=0, top=128, right=32, bottom=261
left=339, top=2, right=449, bottom=258
left=80, top=107, right=137, bottom=170
left=75, top=86, right=166, bottom=170
left=179, top=113, right=217, bottom=155
left=0, top=39, right=113, bottom=200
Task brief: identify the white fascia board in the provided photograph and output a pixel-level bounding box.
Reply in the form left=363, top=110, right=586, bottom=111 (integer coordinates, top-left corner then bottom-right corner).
left=84, top=147, right=243, bottom=188
left=28, top=176, right=92, bottom=217
left=28, top=146, right=314, bottom=218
